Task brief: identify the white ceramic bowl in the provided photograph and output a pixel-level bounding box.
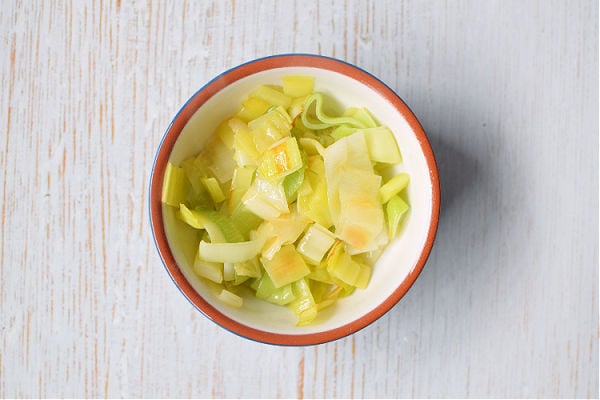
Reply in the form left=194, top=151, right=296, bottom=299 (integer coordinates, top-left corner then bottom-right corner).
left=149, top=54, right=440, bottom=345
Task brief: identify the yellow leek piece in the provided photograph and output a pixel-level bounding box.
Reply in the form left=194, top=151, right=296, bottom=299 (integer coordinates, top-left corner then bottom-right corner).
left=282, top=76, right=315, bottom=97
left=379, top=173, right=410, bottom=204
left=248, top=106, right=293, bottom=153
left=296, top=156, right=333, bottom=228
left=257, top=137, right=303, bottom=180
left=241, top=174, right=289, bottom=220
left=162, top=162, right=188, bottom=207
left=363, top=127, right=402, bottom=164
left=325, top=241, right=361, bottom=286
left=354, top=263, right=372, bottom=289
left=228, top=166, right=255, bottom=213
left=230, top=118, right=260, bottom=167
left=235, top=96, right=270, bottom=122
left=261, top=245, right=310, bottom=288
left=215, top=119, right=235, bottom=149
left=201, top=177, right=226, bottom=203
left=250, top=85, right=292, bottom=108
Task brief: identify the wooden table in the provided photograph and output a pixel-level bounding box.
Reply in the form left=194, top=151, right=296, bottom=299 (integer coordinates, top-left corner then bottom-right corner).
left=1, top=1, right=597, bottom=397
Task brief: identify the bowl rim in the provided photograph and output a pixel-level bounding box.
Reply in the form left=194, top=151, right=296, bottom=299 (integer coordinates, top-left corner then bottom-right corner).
left=149, top=53, right=440, bottom=346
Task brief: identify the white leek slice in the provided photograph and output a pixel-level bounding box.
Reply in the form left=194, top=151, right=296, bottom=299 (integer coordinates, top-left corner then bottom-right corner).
left=258, top=210, right=310, bottom=260
left=216, top=289, right=243, bottom=308
left=242, top=174, right=289, bottom=220
left=297, top=223, right=336, bottom=264
left=386, top=195, right=409, bottom=239
left=193, top=256, right=223, bottom=284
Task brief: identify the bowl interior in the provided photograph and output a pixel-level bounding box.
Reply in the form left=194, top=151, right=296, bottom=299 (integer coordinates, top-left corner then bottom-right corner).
left=156, top=61, right=437, bottom=341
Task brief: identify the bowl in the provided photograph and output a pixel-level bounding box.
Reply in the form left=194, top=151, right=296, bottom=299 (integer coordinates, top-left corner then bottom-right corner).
left=149, top=54, right=440, bottom=345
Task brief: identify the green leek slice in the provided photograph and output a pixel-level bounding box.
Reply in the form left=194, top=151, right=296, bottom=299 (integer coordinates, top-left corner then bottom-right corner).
left=177, top=204, right=244, bottom=243
left=379, top=173, right=410, bottom=204
left=385, top=195, right=409, bottom=239
left=297, top=223, right=336, bottom=264
left=255, top=273, right=296, bottom=305
left=301, top=93, right=368, bottom=130
left=289, top=279, right=317, bottom=326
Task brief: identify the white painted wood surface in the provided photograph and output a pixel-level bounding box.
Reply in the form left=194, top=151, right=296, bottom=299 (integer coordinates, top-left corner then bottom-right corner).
left=0, top=0, right=597, bottom=398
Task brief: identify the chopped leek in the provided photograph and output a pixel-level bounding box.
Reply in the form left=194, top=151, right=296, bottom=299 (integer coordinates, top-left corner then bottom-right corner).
left=255, top=273, right=296, bottom=305
left=235, top=96, right=270, bottom=122
left=193, top=256, right=223, bottom=284
left=217, top=289, right=243, bottom=308
left=257, top=136, right=303, bottom=180
left=282, top=76, right=315, bottom=97
left=250, top=85, right=292, bottom=108
left=363, top=127, right=402, bottom=164
left=162, top=162, right=188, bottom=207
left=379, top=173, right=410, bottom=204
left=297, top=223, right=336, bottom=264
left=228, top=166, right=255, bottom=213
left=385, top=195, right=409, bottom=239
left=242, top=174, right=289, bottom=219
left=261, top=245, right=310, bottom=288
left=201, top=177, right=226, bottom=204
left=301, top=93, right=368, bottom=130
left=198, top=238, right=265, bottom=263
left=161, top=75, right=412, bottom=326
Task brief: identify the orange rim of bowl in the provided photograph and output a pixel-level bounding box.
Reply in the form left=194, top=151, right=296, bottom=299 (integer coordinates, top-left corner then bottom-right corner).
left=149, top=54, right=440, bottom=346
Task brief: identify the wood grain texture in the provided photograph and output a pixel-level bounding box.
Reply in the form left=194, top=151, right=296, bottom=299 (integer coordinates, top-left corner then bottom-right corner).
left=0, top=0, right=597, bottom=398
